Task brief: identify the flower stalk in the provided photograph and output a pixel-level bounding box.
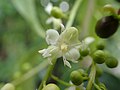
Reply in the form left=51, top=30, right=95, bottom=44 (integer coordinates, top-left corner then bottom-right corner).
left=51, top=75, right=73, bottom=87
left=38, top=59, right=57, bottom=90
left=86, top=62, right=96, bottom=90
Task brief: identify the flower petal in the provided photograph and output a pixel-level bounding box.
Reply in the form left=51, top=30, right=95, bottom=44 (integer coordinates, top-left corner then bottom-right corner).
left=58, top=27, right=79, bottom=44
left=38, top=46, right=60, bottom=58
left=46, top=29, right=59, bottom=45
left=84, top=36, right=95, bottom=45
left=45, top=2, right=53, bottom=14
left=63, top=56, right=71, bottom=68
left=38, top=49, right=51, bottom=58
left=65, top=48, right=80, bottom=61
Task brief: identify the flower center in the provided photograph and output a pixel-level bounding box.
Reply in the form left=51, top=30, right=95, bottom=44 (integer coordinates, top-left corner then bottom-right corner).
left=60, top=43, right=68, bottom=52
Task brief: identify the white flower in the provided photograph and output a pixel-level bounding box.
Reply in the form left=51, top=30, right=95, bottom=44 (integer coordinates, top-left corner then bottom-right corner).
left=38, top=27, right=81, bottom=68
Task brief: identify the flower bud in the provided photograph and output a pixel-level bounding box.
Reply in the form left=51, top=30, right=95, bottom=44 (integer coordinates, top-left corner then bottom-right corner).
left=103, top=4, right=116, bottom=14
left=51, top=7, right=64, bottom=18
left=42, top=83, right=60, bottom=90
left=1, top=83, right=15, bottom=90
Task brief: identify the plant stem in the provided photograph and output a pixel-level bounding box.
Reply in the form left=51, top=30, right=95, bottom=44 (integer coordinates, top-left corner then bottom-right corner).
left=51, top=75, right=73, bottom=87
left=12, top=60, right=49, bottom=86
left=66, top=0, right=82, bottom=28
left=38, top=59, right=57, bottom=90
left=93, top=83, right=102, bottom=90
left=86, top=62, right=96, bottom=90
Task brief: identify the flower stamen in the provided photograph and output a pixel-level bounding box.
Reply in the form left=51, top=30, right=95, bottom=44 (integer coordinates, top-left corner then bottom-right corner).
left=61, top=43, right=68, bottom=52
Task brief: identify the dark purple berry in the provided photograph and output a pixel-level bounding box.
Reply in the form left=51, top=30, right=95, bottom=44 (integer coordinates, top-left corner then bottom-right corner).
left=95, top=15, right=119, bottom=38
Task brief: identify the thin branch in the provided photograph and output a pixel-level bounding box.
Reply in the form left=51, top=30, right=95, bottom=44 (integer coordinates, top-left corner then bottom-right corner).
left=66, top=0, right=83, bottom=28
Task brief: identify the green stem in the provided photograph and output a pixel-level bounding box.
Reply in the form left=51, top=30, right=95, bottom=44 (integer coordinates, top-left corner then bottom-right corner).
left=83, top=77, right=89, bottom=81
left=66, top=0, right=82, bottom=28
left=93, top=83, right=102, bottom=90
left=86, top=62, right=96, bottom=90
left=12, top=60, right=49, bottom=86
left=51, top=75, right=73, bottom=87
left=38, top=59, right=57, bottom=90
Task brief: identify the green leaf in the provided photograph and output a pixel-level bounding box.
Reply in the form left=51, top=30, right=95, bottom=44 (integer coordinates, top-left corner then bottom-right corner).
left=11, top=0, right=45, bottom=38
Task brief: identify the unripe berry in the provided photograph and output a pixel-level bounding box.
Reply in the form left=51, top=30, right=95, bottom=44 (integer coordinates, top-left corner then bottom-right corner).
left=51, top=7, right=63, bottom=18
left=80, top=48, right=89, bottom=57
left=70, top=70, right=83, bottom=86
left=96, top=41, right=105, bottom=50
left=1, top=83, right=15, bottom=90
left=42, top=83, right=60, bottom=90
left=105, top=56, right=118, bottom=68
left=95, top=15, right=119, bottom=38
left=93, top=50, right=106, bottom=64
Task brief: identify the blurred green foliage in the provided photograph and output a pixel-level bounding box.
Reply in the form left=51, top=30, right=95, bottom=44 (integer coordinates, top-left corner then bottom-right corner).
left=0, top=0, right=120, bottom=90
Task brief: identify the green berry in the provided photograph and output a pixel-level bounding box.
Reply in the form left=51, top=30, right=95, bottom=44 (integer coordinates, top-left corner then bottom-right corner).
left=42, top=83, right=60, bottom=90
left=96, top=41, right=105, bottom=50
left=70, top=70, right=83, bottom=85
left=80, top=48, right=89, bottom=57
left=105, top=56, right=118, bottom=68
left=1, top=83, right=15, bottom=90
left=95, top=15, right=119, bottom=38
left=51, top=7, right=63, bottom=18
left=93, top=50, right=106, bottom=64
